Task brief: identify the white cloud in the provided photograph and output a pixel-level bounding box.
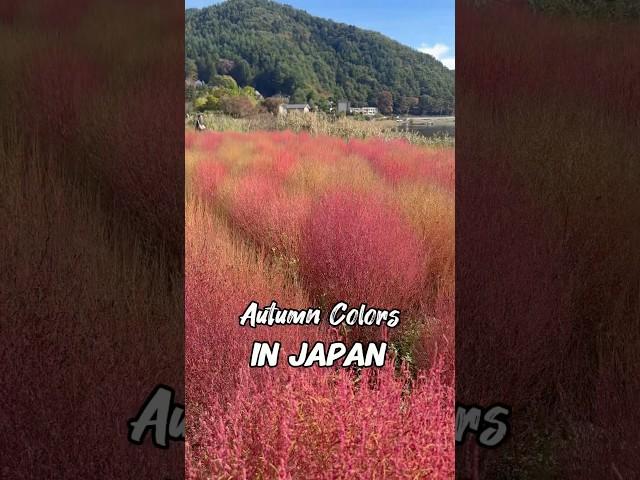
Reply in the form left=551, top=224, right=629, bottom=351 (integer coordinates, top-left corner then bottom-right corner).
left=440, top=57, right=455, bottom=70
left=418, top=42, right=449, bottom=58
left=418, top=43, right=455, bottom=70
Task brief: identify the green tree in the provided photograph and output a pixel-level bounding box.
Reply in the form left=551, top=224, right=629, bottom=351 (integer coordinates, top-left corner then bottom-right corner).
left=419, top=95, right=435, bottom=114
left=185, top=58, right=198, bottom=82
left=210, top=75, right=238, bottom=90
left=195, top=58, right=216, bottom=84
left=185, top=84, right=197, bottom=102
left=290, top=88, right=308, bottom=104
left=397, top=96, right=418, bottom=115
left=408, top=96, right=421, bottom=115
left=193, top=96, right=208, bottom=111
left=230, top=59, right=252, bottom=86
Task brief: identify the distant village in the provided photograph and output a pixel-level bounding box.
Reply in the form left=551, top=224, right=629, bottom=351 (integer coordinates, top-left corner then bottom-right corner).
left=185, top=72, right=457, bottom=123
left=186, top=77, right=386, bottom=118
left=277, top=101, right=379, bottom=117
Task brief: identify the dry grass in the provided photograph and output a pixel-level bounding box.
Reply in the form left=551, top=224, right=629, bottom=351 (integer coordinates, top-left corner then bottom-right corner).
left=189, top=111, right=454, bottom=147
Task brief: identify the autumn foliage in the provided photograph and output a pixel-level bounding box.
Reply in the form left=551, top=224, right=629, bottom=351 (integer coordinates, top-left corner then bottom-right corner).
left=186, top=131, right=455, bottom=478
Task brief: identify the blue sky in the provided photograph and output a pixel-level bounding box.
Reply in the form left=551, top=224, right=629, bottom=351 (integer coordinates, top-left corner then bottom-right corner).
left=185, top=0, right=455, bottom=69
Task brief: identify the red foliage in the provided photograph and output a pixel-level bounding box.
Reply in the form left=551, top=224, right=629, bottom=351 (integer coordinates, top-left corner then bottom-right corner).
left=225, top=173, right=309, bottom=256
left=193, top=161, right=226, bottom=200
left=197, top=131, right=225, bottom=152
left=348, top=138, right=454, bottom=191
left=299, top=190, right=426, bottom=312
left=185, top=210, right=317, bottom=407
left=186, top=131, right=454, bottom=478
left=188, top=364, right=454, bottom=480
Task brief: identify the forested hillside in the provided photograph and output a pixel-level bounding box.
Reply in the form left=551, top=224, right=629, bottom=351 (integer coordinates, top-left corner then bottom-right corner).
left=185, top=0, right=454, bottom=114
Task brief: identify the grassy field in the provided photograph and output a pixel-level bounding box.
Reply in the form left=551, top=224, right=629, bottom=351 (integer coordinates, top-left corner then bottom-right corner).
left=187, top=111, right=455, bottom=147
left=185, top=130, right=455, bottom=478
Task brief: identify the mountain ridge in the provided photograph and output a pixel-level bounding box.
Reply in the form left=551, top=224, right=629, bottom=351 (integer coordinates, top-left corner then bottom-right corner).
left=185, top=0, right=454, bottom=113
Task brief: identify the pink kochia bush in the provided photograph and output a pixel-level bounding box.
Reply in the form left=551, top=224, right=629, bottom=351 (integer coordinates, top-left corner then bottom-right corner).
left=186, top=131, right=454, bottom=479
left=226, top=173, right=309, bottom=256
left=300, top=191, right=426, bottom=313
left=185, top=206, right=315, bottom=407
left=193, top=161, right=226, bottom=199
left=188, top=364, right=454, bottom=480
left=348, top=138, right=454, bottom=191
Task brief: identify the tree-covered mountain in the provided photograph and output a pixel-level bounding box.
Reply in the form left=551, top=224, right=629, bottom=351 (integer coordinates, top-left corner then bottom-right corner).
left=185, top=0, right=454, bottom=114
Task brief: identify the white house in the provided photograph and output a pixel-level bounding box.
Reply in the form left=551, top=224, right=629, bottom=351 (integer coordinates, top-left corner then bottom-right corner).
left=281, top=103, right=311, bottom=114
left=350, top=106, right=378, bottom=116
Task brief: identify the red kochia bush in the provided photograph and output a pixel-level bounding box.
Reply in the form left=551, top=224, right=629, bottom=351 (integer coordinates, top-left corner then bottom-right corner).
left=299, top=191, right=425, bottom=312
left=185, top=132, right=455, bottom=479
left=198, top=131, right=225, bottom=152
left=188, top=363, right=454, bottom=480
left=185, top=211, right=315, bottom=408
left=193, top=161, right=226, bottom=200
left=226, top=173, right=309, bottom=256
left=348, top=138, right=454, bottom=191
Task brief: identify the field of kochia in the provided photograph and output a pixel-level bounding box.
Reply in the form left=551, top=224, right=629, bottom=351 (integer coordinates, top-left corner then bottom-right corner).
left=185, top=130, right=454, bottom=478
